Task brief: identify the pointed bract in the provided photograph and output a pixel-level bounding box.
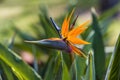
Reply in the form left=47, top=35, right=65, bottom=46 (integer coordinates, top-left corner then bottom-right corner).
left=68, top=20, right=90, bottom=38
left=68, top=37, right=90, bottom=44
left=61, top=17, right=69, bottom=38
left=61, top=9, right=75, bottom=38
left=25, top=38, right=71, bottom=52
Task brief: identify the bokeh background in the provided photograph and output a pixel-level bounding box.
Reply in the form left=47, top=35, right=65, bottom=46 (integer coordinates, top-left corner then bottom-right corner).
left=0, top=0, right=119, bottom=45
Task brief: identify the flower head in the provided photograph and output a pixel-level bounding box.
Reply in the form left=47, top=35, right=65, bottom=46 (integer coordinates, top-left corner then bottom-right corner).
left=26, top=9, right=90, bottom=58
left=60, top=9, right=90, bottom=58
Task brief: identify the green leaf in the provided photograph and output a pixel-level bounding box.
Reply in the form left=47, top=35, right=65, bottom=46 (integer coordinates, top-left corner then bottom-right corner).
left=39, top=7, right=58, bottom=38
left=44, top=51, right=70, bottom=80
left=82, top=4, right=119, bottom=52
left=44, top=54, right=55, bottom=80
left=62, top=61, right=71, bottom=80
left=44, top=52, right=63, bottom=80
left=91, top=8, right=105, bottom=80
left=0, top=44, right=42, bottom=80
left=105, top=34, right=120, bottom=80
left=69, top=55, right=86, bottom=80
left=8, top=33, right=16, bottom=49
left=85, top=51, right=95, bottom=80
left=0, top=60, right=14, bottom=80
left=75, top=56, right=87, bottom=80
left=70, top=61, right=76, bottom=80
left=13, top=27, right=36, bottom=41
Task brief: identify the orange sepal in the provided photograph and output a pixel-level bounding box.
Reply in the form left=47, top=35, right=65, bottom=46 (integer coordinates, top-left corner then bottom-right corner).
left=61, top=16, right=69, bottom=38
left=68, top=37, right=90, bottom=44
left=68, top=20, right=90, bottom=37
left=69, top=43, right=87, bottom=58
left=61, top=9, right=75, bottom=38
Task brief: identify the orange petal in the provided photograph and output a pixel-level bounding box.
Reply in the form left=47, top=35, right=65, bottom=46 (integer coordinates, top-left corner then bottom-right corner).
left=68, top=37, right=90, bottom=44
left=68, top=20, right=90, bottom=37
left=67, top=8, right=75, bottom=26
left=68, top=27, right=87, bottom=37
left=69, top=43, right=87, bottom=58
left=61, top=16, right=68, bottom=38
left=61, top=9, right=75, bottom=38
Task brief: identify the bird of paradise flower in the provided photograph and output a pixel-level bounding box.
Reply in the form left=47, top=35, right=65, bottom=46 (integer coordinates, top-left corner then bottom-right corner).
left=26, top=9, right=90, bottom=58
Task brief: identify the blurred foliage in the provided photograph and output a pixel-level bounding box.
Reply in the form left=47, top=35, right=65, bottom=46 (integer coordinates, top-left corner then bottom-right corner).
left=0, top=0, right=120, bottom=80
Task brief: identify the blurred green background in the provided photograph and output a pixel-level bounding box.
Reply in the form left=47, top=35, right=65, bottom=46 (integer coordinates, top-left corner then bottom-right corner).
left=0, top=0, right=119, bottom=45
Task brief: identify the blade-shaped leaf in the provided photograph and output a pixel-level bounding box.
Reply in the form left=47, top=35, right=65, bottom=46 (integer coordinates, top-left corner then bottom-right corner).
left=70, top=60, right=77, bottom=80
left=105, top=34, right=120, bottom=80
left=0, top=60, right=14, bottom=80
left=84, top=51, right=95, bottom=80
left=44, top=51, right=70, bottom=80
left=82, top=4, right=119, bottom=53
left=62, top=61, right=71, bottom=80
left=75, top=56, right=87, bottom=80
left=39, top=7, right=58, bottom=38
left=91, top=8, right=105, bottom=80
left=70, top=55, right=86, bottom=80
left=43, top=54, right=55, bottom=80
left=13, top=27, right=36, bottom=41
left=8, top=33, right=16, bottom=49
left=44, top=52, right=63, bottom=80
left=0, top=44, right=42, bottom=80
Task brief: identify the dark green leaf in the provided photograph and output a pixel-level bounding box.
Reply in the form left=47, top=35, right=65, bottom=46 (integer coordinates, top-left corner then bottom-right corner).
left=91, top=8, right=105, bottom=80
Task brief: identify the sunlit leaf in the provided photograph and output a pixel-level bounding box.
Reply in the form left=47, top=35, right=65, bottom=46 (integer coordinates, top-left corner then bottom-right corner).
left=0, top=44, right=42, bottom=80
left=0, top=60, right=14, bottom=80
